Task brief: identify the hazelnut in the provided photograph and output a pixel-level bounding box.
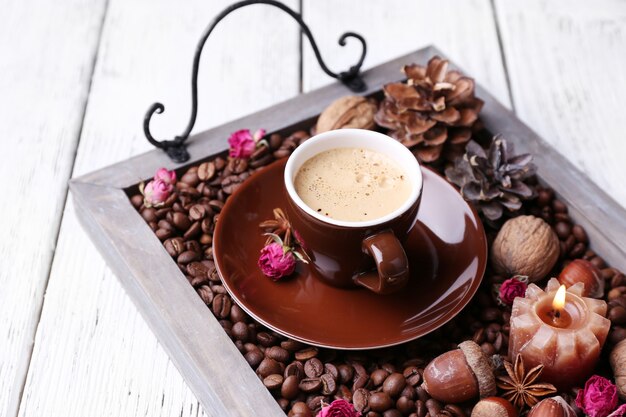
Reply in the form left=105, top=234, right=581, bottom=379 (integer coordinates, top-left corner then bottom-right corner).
left=491, top=215, right=559, bottom=282
left=610, top=339, right=626, bottom=400
left=422, top=341, right=496, bottom=403
left=558, top=259, right=604, bottom=298
left=471, top=397, right=517, bottom=417
left=315, top=95, right=377, bottom=133
left=527, top=396, right=577, bottom=417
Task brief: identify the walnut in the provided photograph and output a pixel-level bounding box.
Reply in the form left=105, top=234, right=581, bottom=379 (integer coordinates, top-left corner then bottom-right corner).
left=491, top=215, right=559, bottom=282
left=316, top=95, right=377, bottom=133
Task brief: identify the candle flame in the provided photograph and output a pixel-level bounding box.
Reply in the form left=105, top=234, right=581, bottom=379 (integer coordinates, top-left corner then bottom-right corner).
left=553, top=285, right=567, bottom=310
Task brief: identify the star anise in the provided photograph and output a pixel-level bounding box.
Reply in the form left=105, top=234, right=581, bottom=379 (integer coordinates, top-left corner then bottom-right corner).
left=259, top=208, right=292, bottom=247
left=496, top=354, right=557, bottom=409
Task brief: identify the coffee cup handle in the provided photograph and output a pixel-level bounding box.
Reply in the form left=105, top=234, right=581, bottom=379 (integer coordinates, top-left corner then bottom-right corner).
left=355, top=230, right=409, bottom=295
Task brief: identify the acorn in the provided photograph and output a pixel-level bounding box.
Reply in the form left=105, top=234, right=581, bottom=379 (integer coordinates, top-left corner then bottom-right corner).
left=558, top=259, right=604, bottom=298
left=422, top=341, right=496, bottom=403
left=471, top=397, right=517, bottom=417
left=527, top=396, right=577, bottom=417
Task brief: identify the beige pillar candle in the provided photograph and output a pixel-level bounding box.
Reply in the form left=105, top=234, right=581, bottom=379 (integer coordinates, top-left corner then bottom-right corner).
left=509, top=278, right=610, bottom=390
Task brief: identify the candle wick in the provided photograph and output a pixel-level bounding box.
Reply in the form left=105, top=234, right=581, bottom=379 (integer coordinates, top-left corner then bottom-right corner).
left=555, top=310, right=561, bottom=319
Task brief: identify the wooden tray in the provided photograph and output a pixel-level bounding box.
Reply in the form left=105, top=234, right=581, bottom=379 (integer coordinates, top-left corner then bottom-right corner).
left=70, top=45, right=626, bottom=416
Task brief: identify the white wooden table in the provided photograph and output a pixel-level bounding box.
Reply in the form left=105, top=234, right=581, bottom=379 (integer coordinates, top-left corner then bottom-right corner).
left=2, top=1, right=625, bottom=416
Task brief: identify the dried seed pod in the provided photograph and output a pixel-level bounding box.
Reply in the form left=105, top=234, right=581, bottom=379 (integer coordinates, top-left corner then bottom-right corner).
left=558, top=259, right=604, bottom=298
left=491, top=216, right=559, bottom=282
left=471, top=397, right=517, bottom=417
left=316, top=95, right=377, bottom=133
left=422, top=341, right=496, bottom=403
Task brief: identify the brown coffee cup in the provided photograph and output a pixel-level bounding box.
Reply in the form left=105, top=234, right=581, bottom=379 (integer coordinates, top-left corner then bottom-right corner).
left=284, top=129, right=423, bottom=295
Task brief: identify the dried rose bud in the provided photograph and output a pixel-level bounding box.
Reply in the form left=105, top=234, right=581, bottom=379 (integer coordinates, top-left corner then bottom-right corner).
left=154, top=167, right=176, bottom=185
left=142, top=179, right=172, bottom=207
left=258, top=242, right=296, bottom=280
left=228, top=129, right=264, bottom=159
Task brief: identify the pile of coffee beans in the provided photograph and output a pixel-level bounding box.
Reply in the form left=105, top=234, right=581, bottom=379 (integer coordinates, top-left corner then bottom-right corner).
left=131, top=129, right=625, bottom=417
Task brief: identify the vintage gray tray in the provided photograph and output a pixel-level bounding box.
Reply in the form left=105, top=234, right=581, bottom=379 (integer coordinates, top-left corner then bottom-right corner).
left=70, top=46, right=626, bottom=417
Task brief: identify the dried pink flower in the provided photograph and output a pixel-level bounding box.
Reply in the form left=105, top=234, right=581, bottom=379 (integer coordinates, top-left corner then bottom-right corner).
left=317, top=399, right=360, bottom=417
left=575, top=375, right=618, bottom=417
left=258, top=242, right=296, bottom=280
left=609, top=405, right=626, bottom=417
left=498, top=276, right=528, bottom=305
left=228, top=129, right=264, bottom=159
left=142, top=179, right=172, bottom=207
left=154, top=167, right=177, bottom=185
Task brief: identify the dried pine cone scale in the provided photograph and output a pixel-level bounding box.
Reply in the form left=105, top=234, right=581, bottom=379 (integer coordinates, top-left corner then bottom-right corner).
left=445, top=136, right=536, bottom=222
left=375, top=56, right=483, bottom=163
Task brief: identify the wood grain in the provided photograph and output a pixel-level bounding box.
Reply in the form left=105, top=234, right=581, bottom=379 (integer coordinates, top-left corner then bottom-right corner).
left=0, top=1, right=107, bottom=416
left=301, top=0, right=511, bottom=107
left=495, top=0, right=626, bottom=207
left=18, top=0, right=299, bottom=416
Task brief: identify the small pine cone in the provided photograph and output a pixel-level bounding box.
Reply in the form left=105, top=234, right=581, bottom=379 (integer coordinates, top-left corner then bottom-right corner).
left=375, top=56, right=483, bottom=163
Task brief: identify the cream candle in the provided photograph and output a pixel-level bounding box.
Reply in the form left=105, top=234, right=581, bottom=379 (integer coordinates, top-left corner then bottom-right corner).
left=509, top=278, right=610, bottom=390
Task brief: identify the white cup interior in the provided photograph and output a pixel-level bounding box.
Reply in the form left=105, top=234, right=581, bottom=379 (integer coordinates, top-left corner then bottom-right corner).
left=284, top=129, right=423, bottom=228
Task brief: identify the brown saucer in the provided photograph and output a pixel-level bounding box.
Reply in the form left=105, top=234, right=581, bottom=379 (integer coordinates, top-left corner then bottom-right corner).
left=213, top=159, right=487, bottom=349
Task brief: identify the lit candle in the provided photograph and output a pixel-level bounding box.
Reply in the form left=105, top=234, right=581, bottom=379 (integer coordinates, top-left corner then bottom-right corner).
left=509, top=278, right=610, bottom=390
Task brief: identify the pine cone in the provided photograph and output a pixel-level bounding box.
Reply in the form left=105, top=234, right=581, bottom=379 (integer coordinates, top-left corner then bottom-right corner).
left=374, top=56, right=483, bottom=163
left=445, top=136, right=536, bottom=221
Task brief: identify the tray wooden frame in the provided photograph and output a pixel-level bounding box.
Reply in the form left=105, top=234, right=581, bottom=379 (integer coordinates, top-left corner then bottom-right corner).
left=70, top=46, right=626, bottom=416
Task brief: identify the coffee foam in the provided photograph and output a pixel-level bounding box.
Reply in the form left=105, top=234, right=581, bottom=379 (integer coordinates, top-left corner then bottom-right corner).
left=294, top=148, right=412, bottom=222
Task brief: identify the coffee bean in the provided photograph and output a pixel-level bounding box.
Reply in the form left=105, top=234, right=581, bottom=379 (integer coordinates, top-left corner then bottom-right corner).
left=324, top=363, right=339, bottom=381
left=263, top=374, right=284, bottom=390
left=415, top=400, right=426, bottom=417
left=383, top=373, right=406, bottom=398
left=299, top=377, right=322, bottom=393
left=196, top=285, right=213, bottom=305
left=281, top=339, right=304, bottom=352
left=403, top=366, right=421, bottom=386
left=229, top=304, right=248, bottom=323
left=320, top=373, right=337, bottom=395
left=257, top=332, right=277, bottom=347
left=383, top=410, right=402, bottom=417
left=183, top=221, right=201, bottom=239
left=180, top=170, right=199, bottom=186
left=201, top=217, right=212, bottom=234
left=177, top=250, right=200, bottom=264
left=610, top=327, right=626, bottom=344
left=553, top=199, right=567, bottom=213
left=295, top=347, right=319, bottom=361
left=304, top=358, right=324, bottom=378
left=212, top=293, right=231, bottom=319
left=266, top=346, right=290, bottom=363
left=244, top=349, right=263, bottom=367
left=573, top=224, right=588, bottom=243
left=371, top=369, right=390, bottom=386
left=400, top=385, right=416, bottom=400
left=609, top=306, right=626, bottom=325
left=164, top=237, right=184, bottom=257
left=172, top=212, right=191, bottom=230
left=537, top=188, right=554, bottom=207
left=444, top=404, right=466, bottom=417
left=189, top=204, right=207, bottom=221
left=197, top=161, right=216, bottom=181
left=425, top=399, right=441, bottom=417
left=199, top=233, right=212, bottom=245
left=285, top=361, right=305, bottom=380
left=369, top=392, right=393, bottom=412
left=258, top=357, right=282, bottom=378
left=352, top=373, right=369, bottom=391
left=158, top=219, right=174, bottom=231
left=155, top=228, right=172, bottom=241
left=570, top=242, right=586, bottom=258
left=231, top=321, right=249, bottom=342
left=187, top=261, right=208, bottom=277
left=305, top=396, right=326, bottom=415
left=555, top=221, right=572, bottom=239
left=353, top=388, right=370, bottom=412
left=480, top=307, right=500, bottom=323
left=141, top=208, right=157, bottom=222
left=281, top=375, right=299, bottom=399
left=338, top=364, right=354, bottom=384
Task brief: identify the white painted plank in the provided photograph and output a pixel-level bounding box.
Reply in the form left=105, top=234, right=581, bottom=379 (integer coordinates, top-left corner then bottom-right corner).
left=495, top=0, right=626, bottom=207
left=0, top=1, right=107, bottom=416
left=18, top=0, right=300, bottom=416
left=301, top=0, right=511, bottom=108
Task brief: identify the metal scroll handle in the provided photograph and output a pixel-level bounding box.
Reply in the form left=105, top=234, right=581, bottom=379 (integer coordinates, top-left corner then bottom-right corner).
left=144, top=0, right=368, bottom=163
